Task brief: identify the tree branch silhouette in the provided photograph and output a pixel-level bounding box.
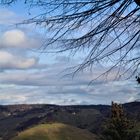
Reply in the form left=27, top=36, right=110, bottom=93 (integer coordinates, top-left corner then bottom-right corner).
left=1, top=0, right=140, bottom=80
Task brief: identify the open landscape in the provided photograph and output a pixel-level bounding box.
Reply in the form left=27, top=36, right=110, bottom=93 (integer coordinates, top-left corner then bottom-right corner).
left=0, top=102, right=139, bottom=140
left=0, top=0, right=140, bottom=139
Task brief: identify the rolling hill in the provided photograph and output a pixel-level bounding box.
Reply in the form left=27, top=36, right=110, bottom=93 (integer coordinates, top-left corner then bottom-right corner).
left=11, top=123, right=98, bottom=140
left=0, top=102, right=139, bottom=140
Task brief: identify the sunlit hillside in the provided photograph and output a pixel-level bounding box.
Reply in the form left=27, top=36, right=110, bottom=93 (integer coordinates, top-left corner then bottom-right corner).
left=11, top=123, right=98, bottom=140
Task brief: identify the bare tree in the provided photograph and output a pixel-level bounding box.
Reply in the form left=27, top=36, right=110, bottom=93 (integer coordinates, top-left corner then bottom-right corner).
left=1, top=0, right=140, bottom=80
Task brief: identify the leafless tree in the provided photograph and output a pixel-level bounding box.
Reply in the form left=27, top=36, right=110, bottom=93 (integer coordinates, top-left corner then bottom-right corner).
left=1, top=0, right=140, bottom=80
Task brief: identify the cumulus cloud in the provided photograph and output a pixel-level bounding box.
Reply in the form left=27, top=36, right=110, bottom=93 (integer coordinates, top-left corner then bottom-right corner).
left=0, top=8, right=42, bottom=49
left=0, top=27, right=45, bottom=71
left=0, top=29, right=41, bottom=49
left=0, top=30, right=46, bottom=70
left=1, top=30, right=26, bottom=47
left=0, top=51, right=39, bottom=70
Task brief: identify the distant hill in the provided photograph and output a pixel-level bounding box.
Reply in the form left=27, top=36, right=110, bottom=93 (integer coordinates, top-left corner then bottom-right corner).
left=0, top=102, right=139, bottom=140
left=11, top=123, right=98, bottom=140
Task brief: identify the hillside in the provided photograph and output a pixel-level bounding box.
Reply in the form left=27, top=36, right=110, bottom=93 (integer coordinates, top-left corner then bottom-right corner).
left=11, top=123, right=98, bottom=140
left=0, top=102, right=139, bottom=140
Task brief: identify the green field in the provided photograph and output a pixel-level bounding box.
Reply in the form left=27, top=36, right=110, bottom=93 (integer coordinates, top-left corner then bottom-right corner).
left=11, top=123, right=98, bottom=140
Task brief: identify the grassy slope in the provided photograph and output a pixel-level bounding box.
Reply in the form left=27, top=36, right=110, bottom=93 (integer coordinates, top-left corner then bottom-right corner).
left=11, top=123, right=98, bottom=140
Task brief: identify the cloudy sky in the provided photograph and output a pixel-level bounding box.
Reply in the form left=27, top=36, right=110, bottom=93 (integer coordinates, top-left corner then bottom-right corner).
left=0, top=2, right=139, bottom=105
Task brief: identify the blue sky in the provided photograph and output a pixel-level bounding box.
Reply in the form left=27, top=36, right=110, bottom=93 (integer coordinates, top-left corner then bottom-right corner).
left=0, top=3, right=139, bottom=105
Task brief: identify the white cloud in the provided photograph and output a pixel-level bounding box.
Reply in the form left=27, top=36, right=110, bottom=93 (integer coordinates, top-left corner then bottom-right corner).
left=0, top=29, right=41, bottom=49
left=0, top=8, right=42, bottom=49
left=0, top=79, right=139, bottom=105
left=0, top=10, right=46, bottom=71
left=0, top=62, right=139, bottom=105
left=1, top=29, right=26, bottom=47
left=0, top=51, right=38, bottom=69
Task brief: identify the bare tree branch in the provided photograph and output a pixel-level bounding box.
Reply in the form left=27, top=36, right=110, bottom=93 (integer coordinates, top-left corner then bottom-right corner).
left=0, top=0, right=140, bottom=80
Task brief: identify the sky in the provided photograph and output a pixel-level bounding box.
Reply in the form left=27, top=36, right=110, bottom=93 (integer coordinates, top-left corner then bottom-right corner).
left=0, top=2, right=139, bottom=105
